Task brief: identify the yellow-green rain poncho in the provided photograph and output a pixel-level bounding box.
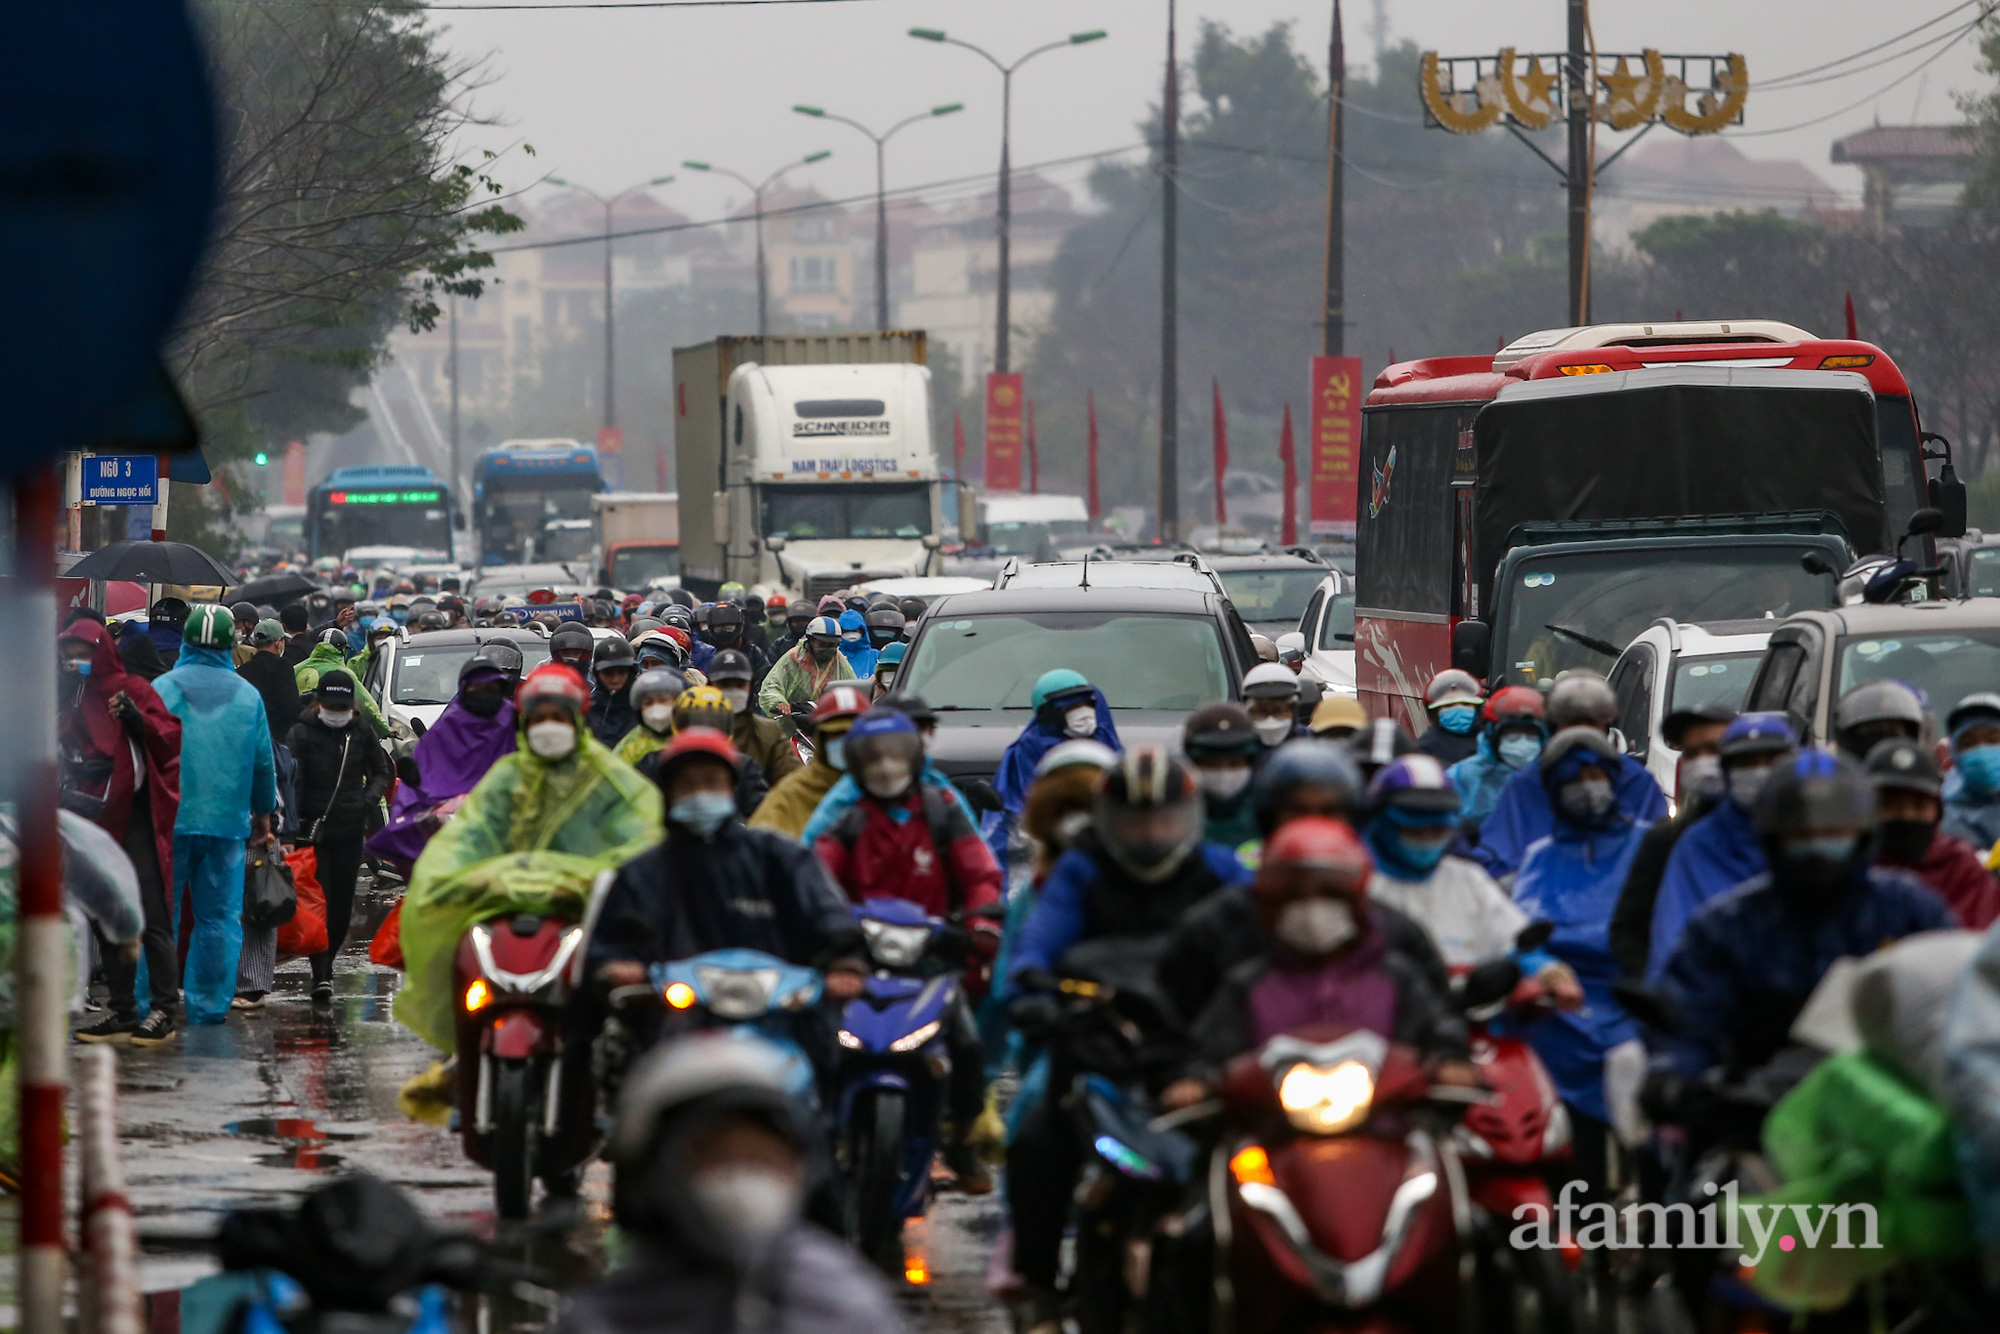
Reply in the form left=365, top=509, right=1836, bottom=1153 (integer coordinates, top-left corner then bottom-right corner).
left=394, top=706, right=661, bottom=1049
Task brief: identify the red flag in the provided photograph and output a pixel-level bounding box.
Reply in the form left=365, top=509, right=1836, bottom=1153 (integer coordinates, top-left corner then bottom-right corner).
left=953, top=410, right=965, bottom=481
left=1211, top=377, right=1229, bottom=526
left=1845, top=291, right=1858, bottom=340
left=1027, top=400, right=1039, bottom=495
left=1086, top=391, right=1100, bottom=521
left=1279, top=403, right=1298, bottom=547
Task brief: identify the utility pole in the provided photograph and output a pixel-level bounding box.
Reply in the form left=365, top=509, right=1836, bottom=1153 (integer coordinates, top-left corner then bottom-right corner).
left=1158, top=0, right=1180, bottom=542
left=1565, top=0, right=1590, bottom=324
left=683, top=154, right=830, bottom=340
left=602, top=199, right=617, bottom=431
left=447, top=294, right=461, bottom=499
left=1321, top=0, right=1345, bottom=356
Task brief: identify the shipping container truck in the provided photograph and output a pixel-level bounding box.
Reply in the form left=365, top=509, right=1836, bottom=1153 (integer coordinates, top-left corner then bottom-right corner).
left=672, top=332, right=944, bottom=600
left=592, top=491, right=681, bottom=590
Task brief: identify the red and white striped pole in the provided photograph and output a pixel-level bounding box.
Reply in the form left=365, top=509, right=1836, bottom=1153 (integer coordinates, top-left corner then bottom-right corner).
left=11, top=463, right=67, bottom=1327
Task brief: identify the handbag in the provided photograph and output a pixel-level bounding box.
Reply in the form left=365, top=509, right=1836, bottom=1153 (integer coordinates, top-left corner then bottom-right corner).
left=242, top=846, right=298, bottom=929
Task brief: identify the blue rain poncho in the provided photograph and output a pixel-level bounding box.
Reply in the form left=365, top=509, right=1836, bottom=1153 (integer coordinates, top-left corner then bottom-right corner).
left=153, top=643, right=277, bottom=838
left=1644, top=796, right=1766, bottom=981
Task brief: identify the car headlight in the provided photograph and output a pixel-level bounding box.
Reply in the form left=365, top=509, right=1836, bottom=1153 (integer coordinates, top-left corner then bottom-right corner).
left=1278, top=1060, right=1374, bottom=1134
left=889, top=1019, right=942, bottom=1052
left=861, top=919, right=933, bottom=969
left=696, top=966, right=780, bottom=1020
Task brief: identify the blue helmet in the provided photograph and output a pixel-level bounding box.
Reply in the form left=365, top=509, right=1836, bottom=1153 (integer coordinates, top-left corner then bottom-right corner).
left=875, top=640, right=908, bottom=669
left=1719, top=711, right=1796, bottom=762
left=1032, top=668, right=1091, bottom=709
left=1249, top=739, right=1363, bottom=836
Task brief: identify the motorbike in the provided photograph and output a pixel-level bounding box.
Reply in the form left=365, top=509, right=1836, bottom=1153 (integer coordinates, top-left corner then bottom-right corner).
left=649, top=947, right=824, bottom=1104
left=450, top=909, right=595, bottom=1221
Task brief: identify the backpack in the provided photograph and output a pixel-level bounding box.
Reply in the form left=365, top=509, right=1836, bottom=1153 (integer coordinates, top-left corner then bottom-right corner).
left=830, top=784, right=963, bottom=914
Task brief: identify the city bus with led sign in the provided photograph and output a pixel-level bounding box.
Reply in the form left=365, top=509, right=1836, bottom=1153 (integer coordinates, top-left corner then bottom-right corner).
left=308, top=464, right=456, bottom=564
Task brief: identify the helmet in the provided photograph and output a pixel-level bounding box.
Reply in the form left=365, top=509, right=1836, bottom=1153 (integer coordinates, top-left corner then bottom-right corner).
left=1753, top=748, right=1877, bottom=838
left=1718, top=712, right=1797, bottom=763
left=1864, top=736, right=1942, bottom=798
left=593, top=636, right=638, bottom=671
left=629, top=667, right=688, bottom=709
left=627, top=616, right=664, bottom=639
left=1367, top=753, right=1462, bottom=816
left=1948, top=692, right=2000, bottom=740
left=879, top=691, right=938, bottom=730
left=1481, top=685, right=1545, bottom=730
left=1424, top=669, right=1484, bottom=710
left=183, top=603, right=236, bottom=649
left=515, top=661, right=589, bottom=718
left=479, top=639, right=526, bottom=680
left=1833, top=681, right=1928, bottom=758
left=548, top=624, right=594, bottom=663
left=1250, top=740, right=1364, bottom=835
left=1032, top=668, right=1092, bottom=709
left=1094, top=747, right=1203, bottom=883
left=475, top=596, right=506, bottom=619
left=813, top=682, right=873, bottom=726
left=784, top=602, right=814, bottom=627
left=864, top=606, right=906, bottom=644
left=609, top=1034, right=814, bottom=1246
left=658, top=604, right=694, bottom=631
left=673, top=685, right=733, bottom=734
left=706, top=603, right=745, bottom=635
left=805, top=615, right=841, bottom=641
left=707, top=648, right=754, bottom=684
left=1242, top=662, right=1301, bottom=700
left=1662, top=700, right=1738, bottom=749
left=1345, top=716, right=1418, bottom=778
left=1540, top=725, right=1622, bottom=778
left=1546, top=673, right=1617, bottom=730
left=899, top=597, right=928, bottom=623
left=844, top=709, right=923, bottom=800
left=1183, top=702, right=1259, bottom=758
left=634, top=631, right=688, bottom=671
left=816, top=595, right=845, bottom=618
left=1033, top=738, right=1119, bottom=780
left=874, top=641, right=907, bottom=672
left=1260, top=815, right=1372, bottom=886
left=229, top=600, right=259, bottom=624
left=312, top=626, right=347, bottom=648
left=1309, top=694, right=1368, bottom=736
left=457, top=648, right=518, bottom=688
left=414, top=610, right=448, bottom=632
left=718, top=581, right=747, bottom=604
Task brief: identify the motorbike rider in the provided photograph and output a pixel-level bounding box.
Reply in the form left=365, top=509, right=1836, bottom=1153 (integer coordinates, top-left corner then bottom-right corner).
left=548, top=623, right=596, bottom=677
left=1415, top=668, right=1484, bottom=766
left=769, top=602, right=815, bottom=661
left=1866, top=736, right=2000, bottom=927
left=799, top=697, right=973, bottom=849
left=759, top=616, right=855, bottom=720
left=869, top=641, right=905, bottom=700
left=708, top=648, right=801, bottom=789
left=1182, top=702, right=1263, bottom=850
left=863, top=604, right=905, bottom=654
left=703, top=601, right=766, bottom=683
left=1241, top=662, right=1304, bottom=749
left=1307, top=692, right=1367, bottom=741
left=663, top=686, right=770, bottom=816
left=1471, top=673, right=1666, bottom=880
left=658, top=605, right=714, bottom=674
left=1445, top=685, right=1547, bottom=831
left=369, top=646, right=526, bottom=880
left=612, top=668, right=693, bottom=766
left=554, top=1034, right=903, bottom=1334
left=1942, top=693, right=2000, bottom=852
left=587, top=637, right=641, bottom=747
left=835, top=609, right=877, bottom=678
left=1831, top=679, right=1928, bottom=762
left=1607, top=702, right=1737, bottom=978
left=989, top=669, right=1121, bottom=873
left=749, top=683, right=871, bottom=840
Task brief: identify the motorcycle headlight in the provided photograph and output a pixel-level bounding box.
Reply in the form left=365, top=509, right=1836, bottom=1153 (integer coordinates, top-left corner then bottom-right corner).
left=889, top=1019, right=942, bottom=1053
left=837, top=1028, right=863, bottom=1049
left=1278, top=1060, right=1374, bottom=1135
left=861, top=919, right=932, bottom=969
left=696, top=966, right=781, bottom=1020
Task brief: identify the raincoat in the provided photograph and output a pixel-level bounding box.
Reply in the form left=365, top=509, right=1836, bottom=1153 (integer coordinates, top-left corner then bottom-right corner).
left=748, top=752, right=845, bottom=840
left=57, top=620, right=181, bottom=887
left=836, top=610, right=878, bottom=678
left=1644, top=796, right=1766, bottom=981
left=1944, top=919, right=2000, bottom=1253
left=293, top=640, right=388, bottom=738
left=1447, top=732, right=1534, bottom=831
left=756, top=640, right=855, bottom=716
left=1471, top=750, right=1664, bottom=880
left=368, top=681, right=517, bottom=876
left=1942, top=769, right=2000, bottom=854
left=987, top=688, right=1121, bottom=869
left=394, top=725, right=661, bottom=1049
left=1881, top=826, right=2000, bottom=929
left=799, top=761, right=970, bottom=847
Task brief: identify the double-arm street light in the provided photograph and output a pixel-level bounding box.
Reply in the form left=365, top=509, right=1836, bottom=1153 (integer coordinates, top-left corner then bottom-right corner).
left=544, top=174, right=675, bottom=441
left=683, top=151, right=832, bottom=338
left=908, top=26, right=1106, bottom=374
left=793, top=101, right=963, bottom=331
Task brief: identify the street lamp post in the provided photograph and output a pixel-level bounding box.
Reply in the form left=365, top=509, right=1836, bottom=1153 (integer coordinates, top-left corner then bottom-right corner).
left=909, top=26, right=1105, bottom=374
left=683, top=151, right=832, bottom=338
left=793, top=102, right=962, bottom=331
left=545, top=173, right=675, bottom=440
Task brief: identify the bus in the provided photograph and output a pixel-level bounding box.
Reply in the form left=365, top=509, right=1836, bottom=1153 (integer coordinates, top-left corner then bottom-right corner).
left=1355, top=320, right=1965, bottom=727
left=307, top=465, right=456, bottom=565
left=473, top=439, right=605, bottom=567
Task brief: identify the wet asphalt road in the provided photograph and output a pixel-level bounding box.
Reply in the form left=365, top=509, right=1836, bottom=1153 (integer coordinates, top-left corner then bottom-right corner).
left=49, top=877, right=1009, bottom=1333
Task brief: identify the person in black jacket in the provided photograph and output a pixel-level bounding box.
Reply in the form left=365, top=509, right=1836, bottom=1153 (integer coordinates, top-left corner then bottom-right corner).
left=587, top=635, right=639, bottom=747
left=1606, top=704, right=1733, bottom=977
left=279, top=601, right=314, bottom=668
left=283, top=670, right=391, bottom=1004
left=238, top=618, right=303, bottom=746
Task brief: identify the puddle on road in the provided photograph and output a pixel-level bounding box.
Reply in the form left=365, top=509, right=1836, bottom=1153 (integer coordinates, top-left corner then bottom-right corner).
left=223, top=1117, right=369, bottom=1171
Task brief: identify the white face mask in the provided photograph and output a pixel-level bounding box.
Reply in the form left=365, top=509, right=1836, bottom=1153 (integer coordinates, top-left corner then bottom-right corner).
left=319, top=708, right=354, bottom=729
left=720, top=688, right=751, bottom=715
left=1253, top=715, right=1293, bottom=747
left=641, top=702, right=675, bottom=733
left=1064, top=704, right=1097, bottom=738
left=1275, top=898, right=1358, bottom=956
left=526, top=720, right=577, bottom=760
left=1198, top=766, right=1252, bottom=800
left=862, top=756, right=914, bottom=800
left=687, top=1165, right=802, bottom=1258
left=1727, top=762, right=1771, bottom=809
left=1681, top=753, right=1723, bottom=796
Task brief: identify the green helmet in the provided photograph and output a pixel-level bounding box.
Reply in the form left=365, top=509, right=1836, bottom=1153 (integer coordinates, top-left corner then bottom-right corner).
left=1032, top=668, right=1090, bottom=709
left=184, top=603, right=236, bottom=649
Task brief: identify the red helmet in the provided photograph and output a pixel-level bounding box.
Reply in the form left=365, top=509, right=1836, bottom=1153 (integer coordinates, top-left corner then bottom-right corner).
left=516, top=661, right=589, bottom=716
left=1258, top=816, right=1372, bottom=894
left=814, top=682, right=873, bottom=723
left=1482, top=685, right=1546, bottom=727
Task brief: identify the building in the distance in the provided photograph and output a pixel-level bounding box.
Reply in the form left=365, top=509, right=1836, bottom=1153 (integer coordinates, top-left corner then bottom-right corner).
left=1591, top=137, right=1844, bottom=251
left=1831, top=124, right=1977, bottom=235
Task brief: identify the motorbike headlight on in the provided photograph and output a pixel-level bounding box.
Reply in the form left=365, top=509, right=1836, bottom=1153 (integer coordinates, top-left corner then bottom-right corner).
left=696, top=966, right=781, bottom=1020
left=889, top=1019, right=942, bottom=1053
left=1278, top=1060, right=1374, bottom=1135
left=663, top=981, right=697, bottom=1010
left=861, top=919, right=933, bottom=969
left=464, top=979, right=492, bottom=1013
left=837, top=1028, right=863, bottom=1049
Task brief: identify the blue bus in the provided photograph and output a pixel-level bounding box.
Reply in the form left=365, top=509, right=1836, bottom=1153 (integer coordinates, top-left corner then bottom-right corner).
left=473, top=439, right=606, bottom=566
left=307, top=465, right=456, bottom=564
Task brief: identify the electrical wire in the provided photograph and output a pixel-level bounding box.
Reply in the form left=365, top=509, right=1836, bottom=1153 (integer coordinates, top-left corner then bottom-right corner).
left=1726, top=13, right=1985, bottom=137
left=1748, top=10, right=1990, bottom=94
left=241, top=0, right=882, bottom=8
left=1750, top=0, right=1984, bottom=89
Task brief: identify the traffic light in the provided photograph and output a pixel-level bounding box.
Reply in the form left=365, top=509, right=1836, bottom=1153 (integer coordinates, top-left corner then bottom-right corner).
left=254, top=451, right=269, bottom=465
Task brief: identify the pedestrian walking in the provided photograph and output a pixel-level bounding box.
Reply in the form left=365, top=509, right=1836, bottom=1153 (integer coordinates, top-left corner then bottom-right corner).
left=285, top=669, right=391, bottom=1005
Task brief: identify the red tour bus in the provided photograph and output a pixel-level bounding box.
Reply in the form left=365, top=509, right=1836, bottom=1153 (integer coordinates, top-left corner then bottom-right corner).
left=1353, top=320, right=1964, bottom=727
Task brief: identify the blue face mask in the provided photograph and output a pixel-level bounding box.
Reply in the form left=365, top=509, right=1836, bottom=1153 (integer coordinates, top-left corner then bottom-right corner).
left=823, top=737, right=847, bottom=771
left=1957, top=743, right=2000, bottom=797
left=1783, top=834, right=1859, bottom=863
left=1497, top=733, right=1542, bottom=770
left=670, top=791, right=736, bottom=837
left=391, top=608, right=409, bottom=626
left=1394, top=828, right=1450, bottom=872
left=64, top=659, right=91, bottom=677
left=1436, top=704, right=1477, bottom=735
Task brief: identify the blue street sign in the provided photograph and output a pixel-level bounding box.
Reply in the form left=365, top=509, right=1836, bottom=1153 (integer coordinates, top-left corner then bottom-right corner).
left=83, top=455, right=160, bottom=506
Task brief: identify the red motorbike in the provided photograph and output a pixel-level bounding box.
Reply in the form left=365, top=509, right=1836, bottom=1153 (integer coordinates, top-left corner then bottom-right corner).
left=450, top=910, right=596, bottom=1220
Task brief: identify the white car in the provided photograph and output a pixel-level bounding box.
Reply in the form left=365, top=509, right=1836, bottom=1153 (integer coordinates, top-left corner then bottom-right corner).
left=1609, top=618, right=1774, bottom=799
left=362, top=627, right=550, bottom=733
left=857, top=575, right=992, bottom=600
left=1294, top=572, right=1356, bottom=695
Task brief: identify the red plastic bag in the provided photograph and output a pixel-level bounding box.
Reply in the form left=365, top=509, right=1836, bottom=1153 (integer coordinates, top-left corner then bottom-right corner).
left=278, top=846, right=329, bottom=956
left=369, top=900, right=405, bottom=969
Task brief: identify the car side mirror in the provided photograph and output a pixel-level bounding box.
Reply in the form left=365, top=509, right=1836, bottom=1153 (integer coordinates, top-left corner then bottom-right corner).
left=763, top=534, right=786, bottom=554
left=1451, top=618, right=1490, bottom=681
left=921, top=534, right=942, bottom=551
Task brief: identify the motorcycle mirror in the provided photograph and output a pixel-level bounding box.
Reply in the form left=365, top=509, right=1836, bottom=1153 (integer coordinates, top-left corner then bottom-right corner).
left=1612, top=978, right=1680, bottom=1033
left=1514, top=920, right=1553, bottom=953
left=1456, top=956, right=1522, bottom=1011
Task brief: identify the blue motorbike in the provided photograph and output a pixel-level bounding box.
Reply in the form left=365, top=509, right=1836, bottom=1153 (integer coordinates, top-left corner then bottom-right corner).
left=833, top=898, right=964, bottom=1269
left=649, top=948, right=823, bottom=1104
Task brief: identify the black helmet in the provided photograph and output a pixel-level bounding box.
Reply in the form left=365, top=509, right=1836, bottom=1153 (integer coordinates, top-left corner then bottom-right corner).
left=1832, top=680, right=1927, bottom=759
left=1095, top=746, right=1203, bottom=883
left=708, top=648, right=754, bottom=684
left=898, top=596, right=927, bottom=623
left=229, top=600, right=259, bottom=624
left=316, top=627, right=347, bottom=647
left=548, top=623, right=594, bottom=663
left=414, top=610, right=448, bottom=632
left=627, top=616, right=664, bottom=638
left=863, top=606, right=906, bottom=645
left=1343, top=716, right=1418, bottom=784
left=1864, top=736, right=1943, bottom=798
left=593, top=636, right=637, bottom=671
left=478, top=639, right=526, bottom=681
left=1753, top=748, right=1878, bottom=839
left=879, top=692, right=937, bottom=728
left=1182, top=701, right=1259, bottom=759
left=1250, top=739, right=1364, bottom=835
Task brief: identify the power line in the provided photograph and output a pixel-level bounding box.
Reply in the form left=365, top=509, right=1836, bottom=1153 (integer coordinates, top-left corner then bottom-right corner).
left=1749, top=10, right=1990, bottom=94
left=1726, top=14, right=1984, bottom=137
left=235, top=0, right=880, bottom=9
left=1752, top=0, right=1985, bottom=89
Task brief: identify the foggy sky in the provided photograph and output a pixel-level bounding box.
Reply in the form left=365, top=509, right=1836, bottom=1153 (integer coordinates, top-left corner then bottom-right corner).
left=434, top=0, right=1989, bottom=242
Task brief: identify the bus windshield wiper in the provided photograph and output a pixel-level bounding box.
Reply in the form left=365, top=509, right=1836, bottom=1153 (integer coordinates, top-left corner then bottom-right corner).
left=1544, top=623, right=1621, bottom=658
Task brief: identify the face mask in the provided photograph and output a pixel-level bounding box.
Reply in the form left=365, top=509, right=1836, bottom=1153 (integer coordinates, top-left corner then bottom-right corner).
left=823, top=737, right=847, bottom=771
left=1497, top=732, right=1542, bottom=770
left=1681, top=753, right=1723, bottom=797
left=1055, top=810, right=1092, bottom=845
left=687, top=1165, right=802, bottom=1258
left=391, top=609, right=409, bottom=625
left=461, top=690, right=505, bottom=718
left=1253, top=716, right=1293, bottom=748
left=319, top=708, right=354, bottom=729
left=62, top=659, right=91, bottom=677
left=1876, top=818, right=1934, bottom=864
left=1727, top=763, right=1772, bottom=809
left=1275, top=897, right=1358, bottom=956
left=875, top=671, right=897, bottom=693
left=1394, top=827, right=1451, bottom=872
left=1558, top=776, right=1616, bottom=823
left=721, top=688, right=751, bottom=715
left=1957, top=744, right=2000, bottom=797
left=842, top=631, right=863, bottom=643
left=711, top=625, right=739, bottom=644
left=670, top=790, right=736, bottom=837
left=1064, top=704, right=1098, bottom=738
left=642, top=702, right=675, bottom=733
left=810, top=642, right=837, bottom=665
left=526, top=720, right=577, bottom=760
left=862, top=756, right=914, bottom=800
left=1436, top=704, right=1477, bottom=735
left=1198, top=767, right=1252, bottom=800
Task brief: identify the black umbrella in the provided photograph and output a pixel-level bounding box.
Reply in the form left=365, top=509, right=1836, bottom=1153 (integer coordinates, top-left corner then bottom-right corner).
left=230, top=569, right=321, bottom=605
left=65, top=539, right=236, bottom=587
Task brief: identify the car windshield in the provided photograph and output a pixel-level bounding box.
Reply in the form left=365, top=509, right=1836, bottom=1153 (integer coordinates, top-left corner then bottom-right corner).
left=985, top=518, right=1092, bottom=556
left=901, top=612, right=1229, bottom=711
left=1497, top=547, right=1835, bottom=689
left=1967, top=548, right=2000, bottom=598
left=610, top=546, right=681, bottom=590
left=1320, top=593, right=1355, bottom=650
left=762, top=483, right=930, bottom=541
left=1219, top=570, right=1325, bottom=623
left=1837, top=630, right=2000, bottom=719
left=393, top=641, right=549, bottom=706
left=1666, top=651, right=1764, bottom=716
